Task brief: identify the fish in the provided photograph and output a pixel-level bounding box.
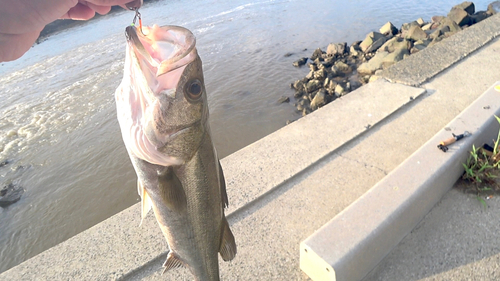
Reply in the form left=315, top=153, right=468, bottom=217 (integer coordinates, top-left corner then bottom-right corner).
left=115, top=24, right=237, bottom=280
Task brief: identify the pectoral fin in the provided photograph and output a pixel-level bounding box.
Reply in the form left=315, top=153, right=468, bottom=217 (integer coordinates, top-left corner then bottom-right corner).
left=138, top=179, right=152, bottom=227
left=158, top=167, right=187, bottom=212
left=219, top=217, right=237, bottom=261
left=161, top=251, right=185, bottom=275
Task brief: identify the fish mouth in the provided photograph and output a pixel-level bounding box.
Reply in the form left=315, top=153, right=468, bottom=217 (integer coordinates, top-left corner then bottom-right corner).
left=125, top=25, right=197, bottom=77
left=165, top=120, right=201, bottom=141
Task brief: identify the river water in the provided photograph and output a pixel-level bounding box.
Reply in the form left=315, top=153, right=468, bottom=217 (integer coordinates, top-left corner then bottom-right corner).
left=0, top=0, right=493, bottom=273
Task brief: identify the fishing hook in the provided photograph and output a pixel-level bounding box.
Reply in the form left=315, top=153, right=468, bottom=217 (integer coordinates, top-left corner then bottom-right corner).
left=131, top=8, right=144, bottom=35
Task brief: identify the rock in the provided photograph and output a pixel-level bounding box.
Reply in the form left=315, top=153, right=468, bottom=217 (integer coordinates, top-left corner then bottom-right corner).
left=323, top=77, right=330, bottom=87
left=309, top=63, right=318, bottom=71
left=313, top=69, right=327, bottom=80
left=429, top=28, right=443, bottom=40
left=368, top=75, right=381, bottom=83
left=292, top=79, right=306, bottom=91
left=334, top=61, right=352, bottom=73
left=351, top=41, right=362, bottom=49
left=350, top=80, right=362, bottom=90
left=488, top=1, right=500, bottom=14
left=432, top=15, right=445, bottom=23
left=349, top=44, right=362, bottom=57
left=470, top=11, right=490, bottom=23
left=320, top=58, right=334, bottom=68
left=411, top=44, right=427, bottom=53
left=405, top=25, right=428, bottom=41
left=310, top=48, right=324, bottom=60
left=345, top=82, right=351, bottom=91
left=0, top=183, right=24, bottom=208
left=296, top=98, right=310, bottom=111
left=305, top=70, right=314, bottom=80
left=381, top=48, right=410, bottom=68
left=313, top=58, right=323, bottom=66
left=326, top=80, right=338, bottom=93
left=292, top=57, right=308, bottom=67
left=448, top=7, right=471, bottom=26
left=302, top=108, right=312, bottom=116
left=326, top=42, right=347, bottom=56
left=310, top=89, right=327, bottom=110
left=401, top=21, right=420, bottom=32
left=379, top=37, right=411, bottom=53
left=439, top=17, right=462, bottom=33
left=334, top=84, right=346, bottom=96
left=414, top=39, right=431, bottom=47
left=365, top=36, right=388, bottom=53
left=453, top=1, right=475, bottom=15
left=357, top=51, right=390, bottom=75
left=277, top=96, right=290, bottom=103
left=294, top=91, right=304, bottom=98
left=305, top=79, right=322, bottom=93
left=284, top=52, right=294, bottom=57
left=416, top=18, right=426, bottom=26
left=330, top=65, right=344, bottom=77
left=379, top=22, right=398, bottom=35
left=359, top=32, right=385, bottom=52
left=421, top=23, right=433, bottom=31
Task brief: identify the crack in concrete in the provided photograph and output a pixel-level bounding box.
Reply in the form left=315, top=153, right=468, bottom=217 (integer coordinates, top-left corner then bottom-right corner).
left=335, top=153, right=388, bottom=176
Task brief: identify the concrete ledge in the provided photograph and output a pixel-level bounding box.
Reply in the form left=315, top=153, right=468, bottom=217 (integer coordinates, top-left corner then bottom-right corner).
left=0, top=80, right=424, bottom=280
left=381, top=13, right=500, bottom=86
left=300, top=82, right=500, bottom=281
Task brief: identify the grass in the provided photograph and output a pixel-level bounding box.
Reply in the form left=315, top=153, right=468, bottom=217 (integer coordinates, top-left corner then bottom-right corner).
left=460, top=116, right=500, bottom=205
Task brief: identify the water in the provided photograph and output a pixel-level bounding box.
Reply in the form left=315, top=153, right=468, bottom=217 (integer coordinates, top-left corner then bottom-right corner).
left=0, top=0, right=492, bottom=273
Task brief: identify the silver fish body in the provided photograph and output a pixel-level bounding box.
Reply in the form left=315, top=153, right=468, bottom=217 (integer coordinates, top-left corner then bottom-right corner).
left=115, top=25, right=236, bottom=281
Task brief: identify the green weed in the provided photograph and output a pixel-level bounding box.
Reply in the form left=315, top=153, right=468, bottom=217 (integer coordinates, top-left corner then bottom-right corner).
left=461, top=116, right=500, bottom=205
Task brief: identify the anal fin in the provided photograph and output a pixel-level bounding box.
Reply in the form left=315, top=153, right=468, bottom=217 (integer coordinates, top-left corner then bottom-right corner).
left=138, top=179, right=152, bottom=227
left=219, top=216, right=237, bottom=261
left=162, top=251, right=185, bottom=275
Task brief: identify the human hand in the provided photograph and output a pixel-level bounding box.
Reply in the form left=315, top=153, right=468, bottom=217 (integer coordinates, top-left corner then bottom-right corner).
left=0, top=0, right=139, bottom=62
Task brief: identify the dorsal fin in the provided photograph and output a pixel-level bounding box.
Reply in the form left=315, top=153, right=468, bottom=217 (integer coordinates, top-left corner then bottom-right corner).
left=161, top=251, right=185, bottom=275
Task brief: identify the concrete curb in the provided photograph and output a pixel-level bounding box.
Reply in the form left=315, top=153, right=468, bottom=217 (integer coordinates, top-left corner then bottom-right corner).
left=300, top=82, right=500, bottom=281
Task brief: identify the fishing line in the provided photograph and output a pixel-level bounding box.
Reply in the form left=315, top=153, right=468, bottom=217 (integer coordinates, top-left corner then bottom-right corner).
left=131, top=9, right=144, bottom=34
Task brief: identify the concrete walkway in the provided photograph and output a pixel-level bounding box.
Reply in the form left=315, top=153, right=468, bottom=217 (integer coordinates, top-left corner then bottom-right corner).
left=2, top=13, right=500, bottom=281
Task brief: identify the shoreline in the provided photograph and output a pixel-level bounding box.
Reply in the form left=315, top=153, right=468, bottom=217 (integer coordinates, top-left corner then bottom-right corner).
left=288, top=0, right=500, bottom=117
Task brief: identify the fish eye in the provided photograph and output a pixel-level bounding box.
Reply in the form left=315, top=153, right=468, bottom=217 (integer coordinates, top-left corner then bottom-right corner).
left=185, top=79, right=203, bottom=102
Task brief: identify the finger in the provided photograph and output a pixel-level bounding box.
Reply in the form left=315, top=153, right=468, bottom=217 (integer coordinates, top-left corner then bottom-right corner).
left=0, top=0, right=78, bottom=34
left=61, top=3, right=96, bottom=20
left=0, top=31, right=41, bottom=62
left=86, top=0, right=137, bottom=6
left=85, top=3, right=112, bottom=15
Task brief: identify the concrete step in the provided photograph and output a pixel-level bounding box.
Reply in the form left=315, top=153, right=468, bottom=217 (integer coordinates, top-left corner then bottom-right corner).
left=300, top=82, right=500, bottom=281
